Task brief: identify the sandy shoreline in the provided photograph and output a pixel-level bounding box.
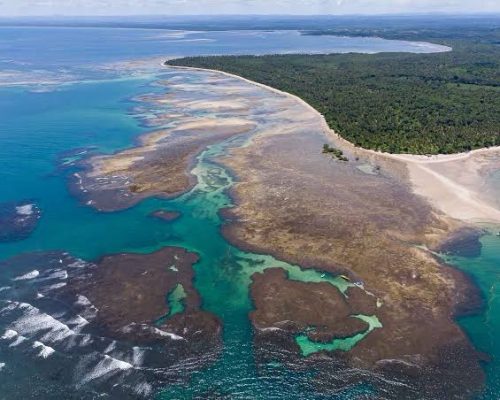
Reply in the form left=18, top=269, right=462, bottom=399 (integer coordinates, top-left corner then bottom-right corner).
left=168, top=64, right=500, bottom=225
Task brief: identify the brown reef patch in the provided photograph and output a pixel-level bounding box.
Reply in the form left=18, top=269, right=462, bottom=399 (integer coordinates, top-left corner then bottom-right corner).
left=0, top=249, right=222, bottom=398
left=72, top=118, right=255, bottom=211
left=149, top=209, right=181, bottom=222
left=62, top=247, right=221, bottom=348
left=220, top=126, right=486, bottom=397
left=0, top=200, right=41, bottom=242
left=432, top=226, right=484, bottom=258
left=250, top=268, right=372, bottom=342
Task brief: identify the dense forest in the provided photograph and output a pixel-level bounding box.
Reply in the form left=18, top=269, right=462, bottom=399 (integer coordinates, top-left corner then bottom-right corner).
left=168, top=26, right=500, bottom=154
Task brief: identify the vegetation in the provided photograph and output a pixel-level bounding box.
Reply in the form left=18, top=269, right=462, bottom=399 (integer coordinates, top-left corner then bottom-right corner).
left=168, top=26, right=500, bottom=155
left=322, top=144, right=348, bottom=161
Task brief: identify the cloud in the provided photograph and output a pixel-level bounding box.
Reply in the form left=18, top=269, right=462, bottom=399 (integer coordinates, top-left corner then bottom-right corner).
left=0, top=0, right=498, bottom=16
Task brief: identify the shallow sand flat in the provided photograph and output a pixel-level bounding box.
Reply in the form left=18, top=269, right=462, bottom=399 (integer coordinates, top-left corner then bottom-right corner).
left=388, top=149, right=500, bottom=224
left=73, top=73, right=272, bottom=211
left=172, top=99, right=251, bottom=112
left=138, top=118, right=255, bottom=146
left=88, top=154, right=146, bottom=177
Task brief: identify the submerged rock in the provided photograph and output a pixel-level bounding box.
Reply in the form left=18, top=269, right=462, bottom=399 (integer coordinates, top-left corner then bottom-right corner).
left=0, top=200, right=41, bottom=242
left=149, top=209, right=181, bottom=222
left=0, top=248, right=221, bottom=399
left=434, top=226, right=484, bottom=258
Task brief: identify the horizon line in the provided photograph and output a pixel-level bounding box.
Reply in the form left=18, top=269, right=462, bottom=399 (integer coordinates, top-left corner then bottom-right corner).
left=1, top=12, right=500, bottom=18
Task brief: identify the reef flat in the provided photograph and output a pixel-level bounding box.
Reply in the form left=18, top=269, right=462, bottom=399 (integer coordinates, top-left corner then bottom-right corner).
left=220, top=108, right=485, bottom=398
left=60, top=247, right=221, bottom=348
left=71, top=71, right=261, bottom=211
left=65, top=67, right=488, bottom=398
left=0, top=248, right=221, bottom=398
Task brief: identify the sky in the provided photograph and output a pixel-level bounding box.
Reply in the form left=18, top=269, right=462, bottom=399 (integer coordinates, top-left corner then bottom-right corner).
left=0, top=0, right=499, bottom=16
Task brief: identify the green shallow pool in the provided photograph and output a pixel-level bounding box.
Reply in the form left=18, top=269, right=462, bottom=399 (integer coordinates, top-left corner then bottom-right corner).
left=166, top=284, right=187, bottom=318
left=296, top=315, right=383, bottom=356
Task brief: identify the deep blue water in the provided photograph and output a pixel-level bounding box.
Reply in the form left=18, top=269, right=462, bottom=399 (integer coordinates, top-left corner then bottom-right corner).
left=0, top=26, right=497, bottom=399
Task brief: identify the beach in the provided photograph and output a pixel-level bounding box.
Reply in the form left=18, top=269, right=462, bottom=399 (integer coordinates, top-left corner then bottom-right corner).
left=387, top=149, right=500, bottom=224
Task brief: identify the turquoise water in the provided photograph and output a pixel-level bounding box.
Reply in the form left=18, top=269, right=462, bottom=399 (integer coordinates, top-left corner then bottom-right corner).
left=0, top=26, right=498, bottom=399
left=0, top=78, right=173, bottom=261
left=443, top=233, right=500, bottom=400
left=136, top=137, right=381, bottom=398
left=166, top=284, right=188, bottom=318
left=296, top=315, right=383, bottom=357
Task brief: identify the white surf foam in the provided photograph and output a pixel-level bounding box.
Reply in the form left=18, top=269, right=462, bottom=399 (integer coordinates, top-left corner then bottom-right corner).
left=132, top=346, right=146, bottom=366
left=259, top=327, right=284, bottom=332
left=0, top=301, right=18, bottom=314
left=1, top=329, right=28, bottom=347
left=80, top=355, right=133, bottom=385
left=77, top=334, right=93, bottom=347
left=8, top=302, right=75, bottom=342
left=134, top=382, right=153, bottom=397
left=75, top=295, right=92, bottom=307
left=103, top=341, right=117, bottom=354
left=0, top=362, right=5, bottom=371
left=44, top=282, right=67, bottom=291
left=15, top=204, right=34, bottom=216
left=1, top=329, right=18, bottom=340
left=104, top=355, right=133, bottom=370
left=13, top=270, right=40, bottom=281
left=38, top=269, right=68, bottom=281
left=48, top=269, right=68, bottom=280
left=152, top=327, right=184, bottom=341
left=9, top=334, right=27, bottom=347
left=65, top=315, right=89, bottom=330
left=68, top=260, right=88, bottom=269
left=33, top=341, right=56, bottom=358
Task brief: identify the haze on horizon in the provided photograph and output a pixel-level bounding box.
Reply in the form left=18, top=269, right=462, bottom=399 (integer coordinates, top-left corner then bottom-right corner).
left=0, top=0, right=499, bottom=17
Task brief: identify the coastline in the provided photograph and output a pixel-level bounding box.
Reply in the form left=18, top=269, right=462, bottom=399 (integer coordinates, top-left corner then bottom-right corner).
left=55, top=61, right=489, bottom=397
left=167, top=63, right=500, bottom=225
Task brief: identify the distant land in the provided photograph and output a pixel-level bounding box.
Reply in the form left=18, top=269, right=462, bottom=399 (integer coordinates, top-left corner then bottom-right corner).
left=5, top=14, right=496, bottom=154
left=168, top=18, right=500, bottom=154
left=1, top=14, right=500, bottom=32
